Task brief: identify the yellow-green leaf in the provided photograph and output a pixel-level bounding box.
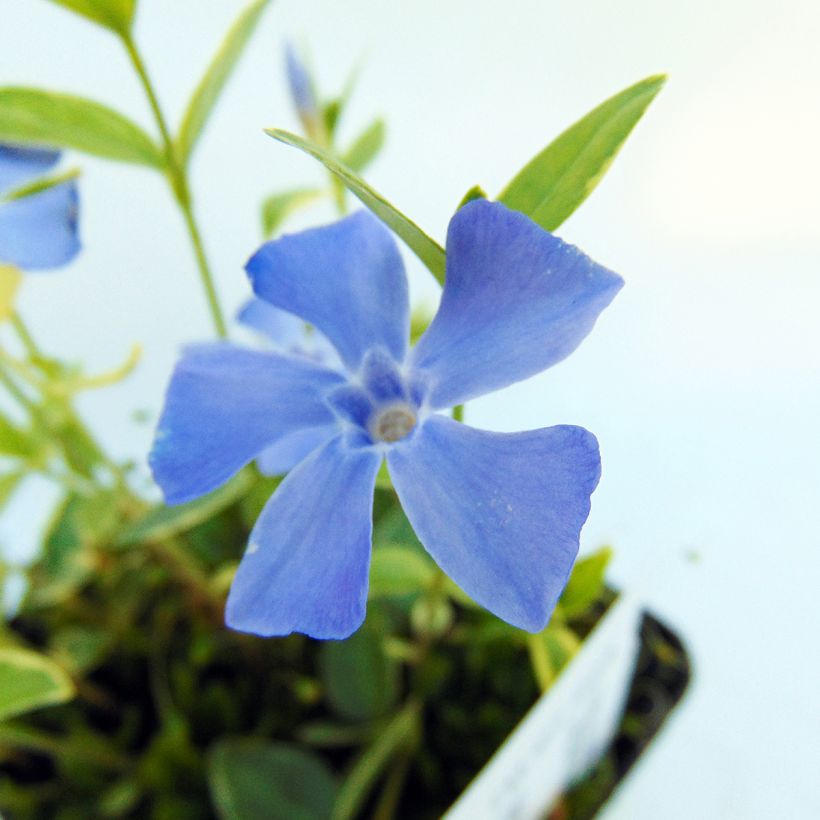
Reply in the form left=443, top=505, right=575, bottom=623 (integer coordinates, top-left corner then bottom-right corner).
left=175, top=0, right=272, bottom=165
left=0, top=265, right=22, bottom=322
left=0, top=87, right=163, bottom=168
left=499, top=74, right=666, bottom=230
left=261, top=187, right=323, bottom=238
left=265, top=128, right=446, bottom=283
left=45, top=0, right=137, bottom=36
left=342, top=118, right=385, bottom=173
left=0, top=648, right=75, bottom=722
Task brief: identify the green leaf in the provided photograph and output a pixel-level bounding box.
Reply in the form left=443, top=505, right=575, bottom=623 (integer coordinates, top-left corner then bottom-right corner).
left=265, top=128, right=446, bottom=283
left=0, top=87, right=163, bottom=168
left=0, top=648, right=75, bottom=721
left=0, top=414, right=37, bottom=459
left=175, top=0, right=272, bottom=165
left=208, top=739, right=337, bottom=820
left=318, top=625, right=399, bottom=722
left=0, top=265, right=22, bottom=323
left=261, top=188, right=323, bottom=238
left=559, top=546, right=613, bottom=619
left=117, top=469, right=255, bottom=547
left=369, top=546, right=435, bottom=599
left=342, top=118, right=385, bottom=173
left=499, top=74, right=666, bottom=230
left=456, top=184, right=488, bottom=210
left=0, top=472, right=24, bottom=512
left=45, top=0, right=137, bottom=35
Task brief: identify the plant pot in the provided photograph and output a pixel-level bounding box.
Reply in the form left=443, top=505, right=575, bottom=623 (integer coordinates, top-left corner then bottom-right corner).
left=446, top=595, right=691, bottom=819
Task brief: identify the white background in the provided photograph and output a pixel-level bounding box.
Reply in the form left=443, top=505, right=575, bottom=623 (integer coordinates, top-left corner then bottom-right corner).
left=1, top=0, right=819, bottom=817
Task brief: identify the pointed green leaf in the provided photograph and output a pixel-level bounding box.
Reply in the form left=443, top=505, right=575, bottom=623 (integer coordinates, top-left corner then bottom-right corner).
left=0, top=88, right=163, bottom=168
left=116, top=469, right=255, bottom=547
left=261, top=187, right=323, bottom=238
left=559, top=546, right=613, bottom=619
left=176, top=0, right=272, bottom=165
left=45, top=0, right=137, bottom=35
left=208, top=739, right=337, bottom=820
left=265, top=128, right=446, bottom=283
left=499, top=74, right=666, bottom=230
left=342, top=118, right=385, bottom=173
left=456, top=184, right=488, bottom=210
left=0, top=265, right=22, bottom=323
left=0, top=414, right=38, bottom=459
left=0, top=648, right=75, bottom=722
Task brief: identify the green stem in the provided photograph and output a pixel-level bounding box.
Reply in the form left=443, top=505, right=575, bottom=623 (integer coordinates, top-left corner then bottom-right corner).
left=0, top=723, right=129, bottom=770
left=526, top=632, right=554, bottom=693
left=10, top=312, right=42, bottom=360
left=120, top=33, right=227, bottom=338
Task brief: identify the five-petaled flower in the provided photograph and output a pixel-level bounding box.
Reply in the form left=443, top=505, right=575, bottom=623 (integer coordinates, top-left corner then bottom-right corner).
left=0, top=144, right=79, bottom=271
left=150, top=200, right=623, bottom=639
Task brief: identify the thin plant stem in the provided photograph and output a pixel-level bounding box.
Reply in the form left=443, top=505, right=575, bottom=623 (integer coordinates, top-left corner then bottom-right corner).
left=10, top=311, right=42, bottom=360
left=120, top=33, right=228, bottom=338
left=526, top=631, right=554, bottom=693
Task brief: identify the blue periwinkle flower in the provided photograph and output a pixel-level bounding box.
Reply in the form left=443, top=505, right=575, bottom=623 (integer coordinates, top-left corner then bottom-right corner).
left=284, top=43, right=320, bottom=134
left=0, top=144, right=80, bottom=270
left=150, top=200, right=623, bottom=639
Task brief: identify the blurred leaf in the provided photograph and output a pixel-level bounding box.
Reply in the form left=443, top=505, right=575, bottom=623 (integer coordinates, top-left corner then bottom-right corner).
left=260, top=188, right=323, bottom=238
left=498, top=74, right=666, bottom=230
left=559, top=546, right=613, bottom=619
left=0, top=472, right=24, bottom=512
left=296, top=720, right=374, bottom=748
left=117, top=469, right=255, bottom=547
left=0, top=413, right=37, bottom=459
left=342, top=118, right=385, bottom=173
left=456, top=184, right=488, bottom=210
left=51, top=626, right=108, bottom=674
left=45, top=0, right=137, bottom=35
left=319, top=625, right=399, bottom=722
left=0, top=88, right=163, bottom=168
left=175, top=0, right=272, bottom=165
left=208, top=739, right=337, bottom=820
left=265, top=128, right=446, bottom=283
left=369, top=545, right=435, bottom=599
left=0, top=647, right=75, bottom=721
left=0, top=265, right=22, bottom=323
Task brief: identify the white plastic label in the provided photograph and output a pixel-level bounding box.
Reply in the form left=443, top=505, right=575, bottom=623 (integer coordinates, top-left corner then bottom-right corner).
left=445, top=593, right=643, bottom=820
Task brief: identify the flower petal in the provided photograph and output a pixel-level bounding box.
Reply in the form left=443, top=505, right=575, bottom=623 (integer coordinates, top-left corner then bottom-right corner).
left=246, top=210, right=409, bottom=371
left=387, top=415, right=601, bottom=632
left=0, top=144, right=59, bottom=195
left=256, top=424, right=339, bottom=475
left=150, top=343, right=344, bottom=504
left=226, top=436, right=381, bottom=639
left=237, top=297, right=339, bottom=365
left=412, top=200, right=624, bottom=409
left=0, top=180, right=79, bottom=270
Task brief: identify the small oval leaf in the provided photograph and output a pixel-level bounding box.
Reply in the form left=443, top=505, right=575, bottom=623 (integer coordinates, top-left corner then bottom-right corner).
left=208, top=738, right=337, bottom=820
left=0, top=648, right=75, bottom=722
left=0, top=88, right=163, bottom=168
left=341, top=118, right=385, bottom=173
left=499, top=74, right=666, bottom=230
left=318, top=625, right=399, bottom=722
left=176, top=0, right=272, bottom=165
left=265, top=128, right=446, bottom=283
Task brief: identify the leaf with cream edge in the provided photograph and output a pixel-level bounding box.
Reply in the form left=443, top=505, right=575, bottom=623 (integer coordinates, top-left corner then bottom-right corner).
left=265, top=128, right=446, bottom=283
left=45, top=0, right=137, bottom=36
left=0, top=648, right=75, bottom=722
left=0, top=88, right=163, bottom=169
left=499, top=74, right=666, bottom=230
left=175, top=0, right=273, bottom=165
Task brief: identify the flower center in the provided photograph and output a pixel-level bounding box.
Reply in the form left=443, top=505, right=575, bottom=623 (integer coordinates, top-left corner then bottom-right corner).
left=370, top=404, right=417, bottom=443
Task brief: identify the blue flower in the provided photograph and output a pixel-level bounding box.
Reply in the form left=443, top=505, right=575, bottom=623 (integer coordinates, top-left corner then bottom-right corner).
left=284, top=43, right=320, bottom=135
left=0, top=144, right=80, bottom=271
left=150, top=200, right=623, bottom=639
